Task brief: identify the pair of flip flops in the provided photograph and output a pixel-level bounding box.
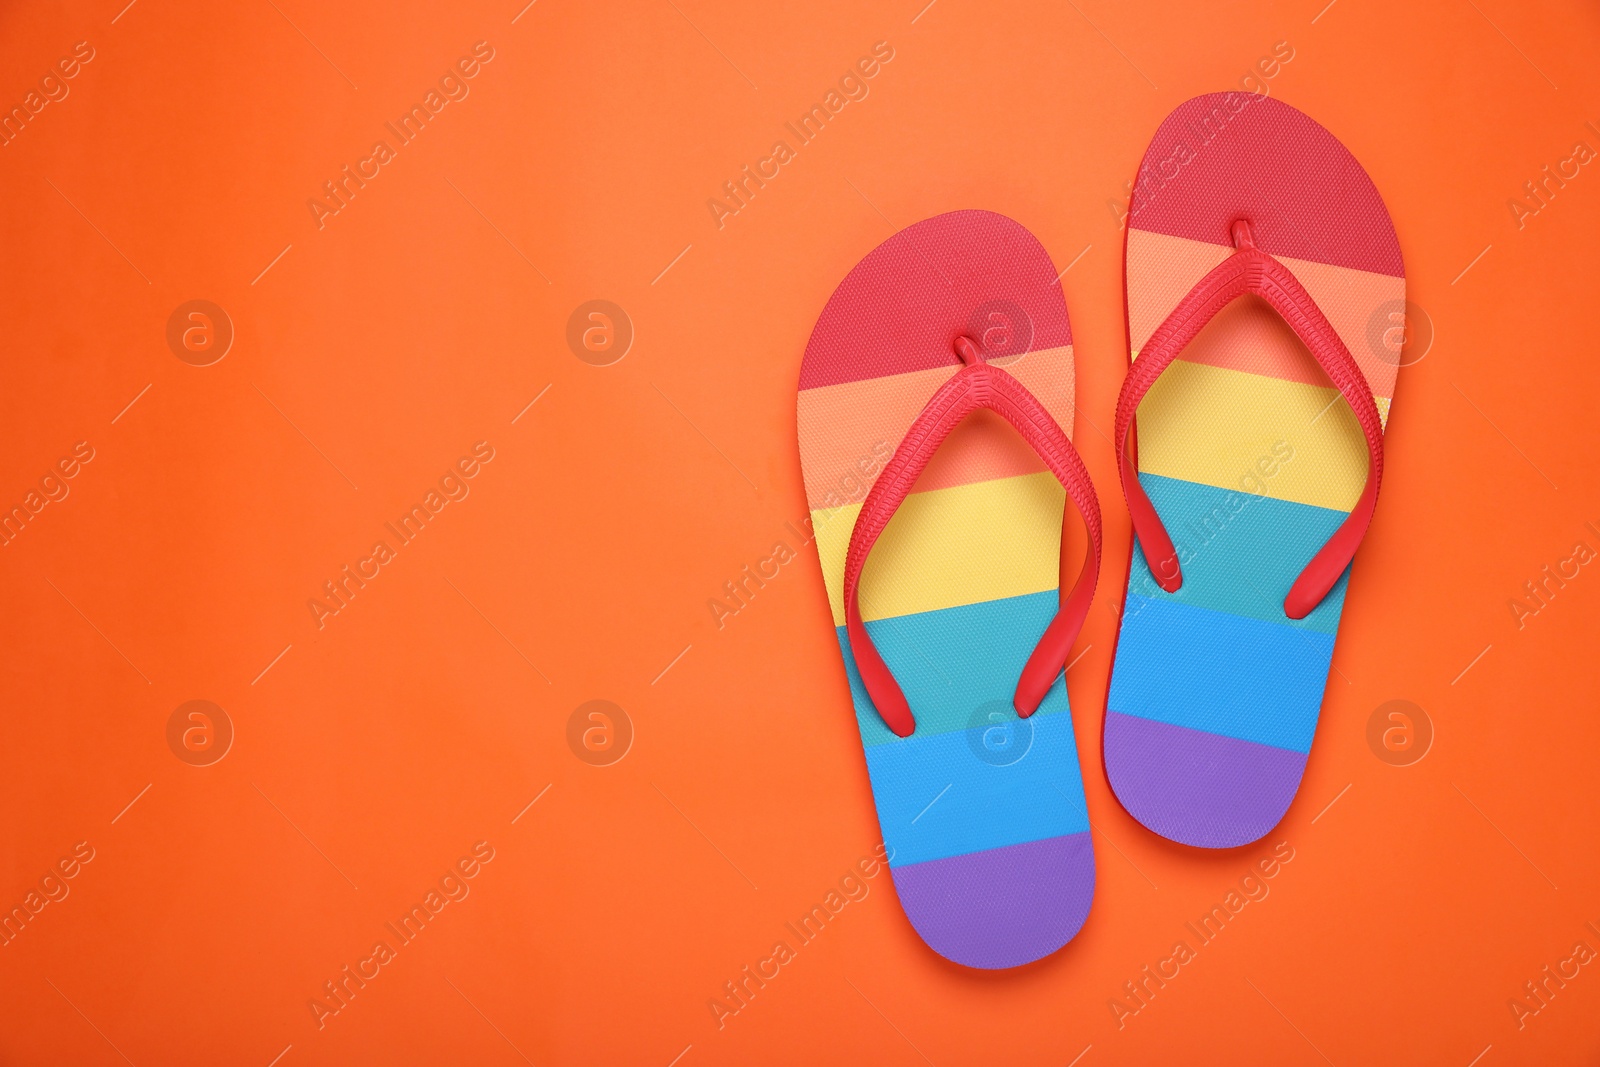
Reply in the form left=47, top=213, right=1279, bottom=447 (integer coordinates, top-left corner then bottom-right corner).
left=796, top=94, right=1404, bottom=969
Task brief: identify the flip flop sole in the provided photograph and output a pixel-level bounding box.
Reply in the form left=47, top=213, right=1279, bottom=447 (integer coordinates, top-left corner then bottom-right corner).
left=1108, top=94, right=1404, bottom=848
left=799, top=210, right=1094, bottom=968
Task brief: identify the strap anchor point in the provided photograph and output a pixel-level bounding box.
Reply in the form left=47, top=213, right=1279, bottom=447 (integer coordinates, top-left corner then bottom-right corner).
left=953, top=335, right=985, bottom=366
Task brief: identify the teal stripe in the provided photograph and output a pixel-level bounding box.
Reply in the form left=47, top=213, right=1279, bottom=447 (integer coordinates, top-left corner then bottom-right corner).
left=863, top=690, right=1090, bottom=867
left=835, top=590, right=1069, bottom=749
left=1129, top=472, right=1351, bottom=634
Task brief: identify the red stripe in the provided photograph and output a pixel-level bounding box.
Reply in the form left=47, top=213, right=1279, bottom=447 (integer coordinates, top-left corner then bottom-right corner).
left=1128, top=93, right=1403, bottom=278
left=800, top=209, right=1072, bottom=390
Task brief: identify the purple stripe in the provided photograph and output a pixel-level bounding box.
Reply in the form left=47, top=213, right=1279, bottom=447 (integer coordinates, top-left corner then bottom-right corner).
left=1105, top=711, right=1307, bottom=849
left=888, top=833, right=1093, bottom=969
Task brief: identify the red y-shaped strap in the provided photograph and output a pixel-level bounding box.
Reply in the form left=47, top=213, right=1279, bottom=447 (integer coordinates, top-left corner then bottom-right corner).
left=1115, top=220, right=1385, bottom=620
left=843, top=336, right=1102, bottom=738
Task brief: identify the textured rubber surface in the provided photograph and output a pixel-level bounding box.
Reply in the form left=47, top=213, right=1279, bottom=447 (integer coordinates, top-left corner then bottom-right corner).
left=797, top=210, right=1094, bottom=968
left=1107, top=93, right=1405, bottom=848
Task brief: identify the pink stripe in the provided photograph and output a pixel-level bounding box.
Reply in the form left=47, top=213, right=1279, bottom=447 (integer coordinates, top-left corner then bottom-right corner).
left=798, top=347, right=1073, bottom=509
left=1128, top=93, right=1403, bottom=278
left=1126, top=229, right=1403, bottom=402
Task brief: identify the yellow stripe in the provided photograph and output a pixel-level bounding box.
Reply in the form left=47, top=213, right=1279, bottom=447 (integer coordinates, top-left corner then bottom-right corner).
left=1136, top=359, right=1370, bottom=513
left=812, top=472, right=1064, bottom=626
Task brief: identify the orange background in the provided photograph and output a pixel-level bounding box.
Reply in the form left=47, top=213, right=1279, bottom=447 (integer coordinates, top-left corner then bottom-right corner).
left=2, top=0, right=1598, bottom=1063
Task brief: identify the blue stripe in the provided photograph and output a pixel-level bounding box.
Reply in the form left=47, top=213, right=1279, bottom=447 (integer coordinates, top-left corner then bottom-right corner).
left=862, top=693, right=1090, bottom=867
left=834, top=590, right=1066, bottom=748
left=1108, top=593, right=1333, bottom=753
left=1128, top=472, right=1352, bottom=634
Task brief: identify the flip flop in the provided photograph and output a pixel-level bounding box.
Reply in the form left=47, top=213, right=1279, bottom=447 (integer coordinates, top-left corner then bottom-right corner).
left=797, top=210, right=1102, bottom=968
left=1105, top=93, right=1404, bottom=848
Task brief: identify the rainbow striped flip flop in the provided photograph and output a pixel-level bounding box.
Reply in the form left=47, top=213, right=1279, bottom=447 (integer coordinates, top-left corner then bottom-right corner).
left=1106, top=93, right=1404, bottom=848
left=798, top=210, right=1102, bottom=968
